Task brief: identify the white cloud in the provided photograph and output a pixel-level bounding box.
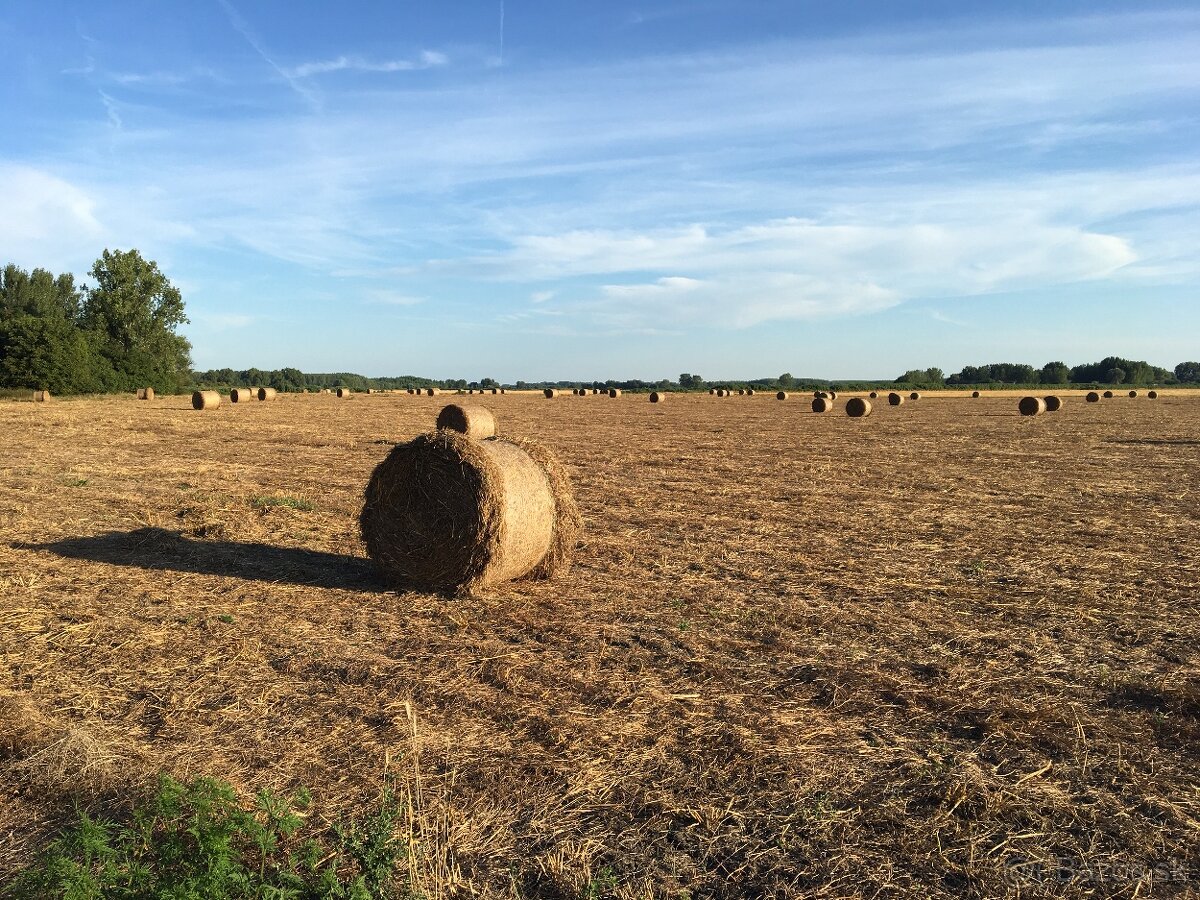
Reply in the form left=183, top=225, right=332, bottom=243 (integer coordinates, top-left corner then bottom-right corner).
left=363, top=290, right=425, bottom=306
left=0, top=166, right=104, bottom=272
left=284, top=51, right=448, bottom=78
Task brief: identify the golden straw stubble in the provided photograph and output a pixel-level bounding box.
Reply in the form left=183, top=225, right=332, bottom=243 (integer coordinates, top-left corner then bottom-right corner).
left=436, top=403, right=497, bottom=440
left=360, top=431, right=580, bottom=596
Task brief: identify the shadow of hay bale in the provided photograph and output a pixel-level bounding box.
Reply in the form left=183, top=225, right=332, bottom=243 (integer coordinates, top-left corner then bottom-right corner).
left=18, top=528, right=379, bottom=591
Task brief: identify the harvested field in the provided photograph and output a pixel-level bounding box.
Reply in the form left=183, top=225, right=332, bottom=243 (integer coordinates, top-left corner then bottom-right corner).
left=1, top=390, right=1199, bottom=898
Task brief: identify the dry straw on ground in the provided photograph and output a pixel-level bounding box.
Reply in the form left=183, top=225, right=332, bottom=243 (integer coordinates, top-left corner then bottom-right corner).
left=191, top=390, right=221, bottom=410
left=360, top=430, right=579, bottom=596
left=846, top=397, right=871, bottom=418
left=1019, top=396, right=1047, bottom=416
left=436, top=404, right=497, bottom=440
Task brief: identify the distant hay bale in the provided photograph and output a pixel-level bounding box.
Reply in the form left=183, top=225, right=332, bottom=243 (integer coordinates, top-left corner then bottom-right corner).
left=888, top=392, right=905, bottom=406
left=437, top=403, right=497, bottom=440
left=336, top=387, right=350, bottom=398
left=360, top=430, right=580, bottom=595
left=1019, top=396, right=1047, bottom=416
left=709, top=388, right=716, bottom=395
left=971, top=391, right=980, bottom=398
left=33, top=390, right=51, bottom=402
left=1086, top=391, right=1100, bottom=402
left=492, top=388, right=499, bottom=394
left=1103, top=390, right=1114, bottom=398
left=192, top=390, right=221, bottom=410
left=909, top=392, right=921, bottom=401
left=136, top=387, right=155, bottom=401
left=776, top=391, right=788, bottom=400
left=649, top=391, right=667, bottom=403
left=737, top=389, right=746, bottom=395
left=257, top=387, right=277, bottom=402
left=1148, top=390, right=1158, bottom=399
left=1128, top=390, right=1138, bottom=398
left=813, top=391, right=823, bottom=398
left=1043, top=395, right=1063, bottom=412
left=426, top=388, right=438, bottom=397
left=846, top=397, right=872, bottom=418
left=544, top=388, right=560, bottom=398
left=811, top=397, right=833, bottom=413
left=500, top=388, right=506, bottom=394
left=829, top=391, right=838, bottom=399
left=609, top=388, right=622, bottom=397
left=746, top=389, right=755, bottom=395
left=869, top=391, right=878, bottom=399
left=231, top=388, right=253, bottom=403
left=592, top=388, right=601, bottom=395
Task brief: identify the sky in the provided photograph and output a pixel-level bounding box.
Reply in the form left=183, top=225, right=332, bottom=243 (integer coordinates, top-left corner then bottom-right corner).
left=1, top=1, right=1198, bottom=380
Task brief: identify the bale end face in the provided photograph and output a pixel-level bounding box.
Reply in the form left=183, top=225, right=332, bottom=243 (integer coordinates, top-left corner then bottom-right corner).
left=360, top=432, right=580, bottom=596
left=869, top=391, right=878, bottom=399
left=649, top=391, right=667, bottom=403
left=909, top=392, right=921, bottom=400
left=1019, top=396, right=1047, bottom=416
left=1086, top=391, right=1100, bottom=402
left=971, top=391, right=980, bottom=398
left=888, top=392, right=905, bottom=406
left=1103, top=390, right=1114, bottom=398
left=544, top=388, right=559, bottom=398
left=846, top=397, right=872, bottom=418
left=1128, top=390, right=1138, bottom=398
left=775, top=391, right=788, bottom=400
left=1043, top=395, right=1063, bottom=412
left=811, top=397, right=833, bottom=413
left=1148, top=390, right=1158, bottom=399
left=436, top=404, right=497, bottom=440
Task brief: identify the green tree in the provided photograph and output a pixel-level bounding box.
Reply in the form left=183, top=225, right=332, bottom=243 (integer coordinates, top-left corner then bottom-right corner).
left=1106, top=367, right=1126, bottom=385
left=1174, top=361, right=1200, bottom=383
left=81, top=249, right=191, bottom=393
left=777, top=372, right=795, bottom=388
left=1040, top=361, right=1069, bottom=384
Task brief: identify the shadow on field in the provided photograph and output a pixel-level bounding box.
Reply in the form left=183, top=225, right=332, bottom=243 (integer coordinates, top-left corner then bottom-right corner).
left=19, top=527, right=380, bottom=590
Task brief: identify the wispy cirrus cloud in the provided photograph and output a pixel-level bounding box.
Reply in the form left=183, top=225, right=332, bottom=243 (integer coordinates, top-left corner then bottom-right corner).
left=284, top=51, right=448, bottom=79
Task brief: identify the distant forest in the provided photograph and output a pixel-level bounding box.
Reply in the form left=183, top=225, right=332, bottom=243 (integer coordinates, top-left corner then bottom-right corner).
left=3, top=255, right=1197, bottom=395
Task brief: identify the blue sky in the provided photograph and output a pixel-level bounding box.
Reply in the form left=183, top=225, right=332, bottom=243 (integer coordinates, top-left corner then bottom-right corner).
left=2, top=1, right=1197, bottom=380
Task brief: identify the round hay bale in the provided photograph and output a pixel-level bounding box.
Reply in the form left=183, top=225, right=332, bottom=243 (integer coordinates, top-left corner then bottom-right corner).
left=192, top=390, right=221, bottom=410
left=813, top=391, right=823, bottom=398
left=137, top=387, right=155, bottom=401
left=609, top=388, right=622, bottom=397
left=544, top=388, right=559, bottom=399
left=1086, top=391, right=1100, bottom=402
left=436, top=403, right=497, bottom=440
left=1019, top=396, right=1046, bottom=416
left=829, top=391, right=838, bottom=400
left=336, top=387, right=351, bottom=398
left=426, top=388, right=439, bottom=397
left=811, top=397, right=833, bottom=413
left=1128, top=390, right=1138, bottom=398
left=846, top=397, right=872, bottom=418
left=909, top=392, right=921, bottom=401
left=649, top=391, right=667, bottom=403
left=257, top=387, right=277, bottom=402
left=737, top=389, right=745, bottom=396
left=776, top=391, right=788, bottom=401
left=1102, top=390, right=1114, bottom=398
left=491, top=388, right=499, bottom=395
left=869, top=391, right=878, bottom=399
left=500, top=388, right=506, bottom=394
left=1043, top=395, right=1063, bottom=412
left=746, top=389, right=755, bottom=396
left=709, top=388, right=716, bottom=395
left=1148, top=390, right=1158, bottom=399
left=360, top=431, right=581, bottom=595
left=888, top=392, right=905, bottom=406
left=32, top=390, right=51, bottom=402
left=971, top=391, right=980, bottom=398
left=231, top=388, right=253, bottom=403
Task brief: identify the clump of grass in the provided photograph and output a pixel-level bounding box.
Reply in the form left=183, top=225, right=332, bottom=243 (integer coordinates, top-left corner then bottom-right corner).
left=6, top=774, right=416, bottom=899
left=249, top=495, right=315, bottom=512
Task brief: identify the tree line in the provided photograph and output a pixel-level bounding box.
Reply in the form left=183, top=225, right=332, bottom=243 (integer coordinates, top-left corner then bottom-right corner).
left=0, top=251, right=191, bottom=394
left=3, top=253, right=1196, bottom=394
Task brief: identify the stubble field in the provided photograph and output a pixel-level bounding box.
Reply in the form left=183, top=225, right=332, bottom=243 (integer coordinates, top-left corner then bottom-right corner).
left=1, top=390, right=1197, bottom=898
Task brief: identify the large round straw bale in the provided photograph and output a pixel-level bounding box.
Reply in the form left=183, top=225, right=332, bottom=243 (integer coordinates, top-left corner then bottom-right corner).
left=492, top=388, right=499, bottom=395
left=1102, top=390, right=1114, bottom=398
left=544, top=388, right=559, bottom=398
left=649, top=391, right=667, bottom=403
left=909, top=392, right=921, bottom=401
left=888, top=392, right=905, bottom=405
left=869, top=391, right=878, bottom=399
left=231, top=388, right=253, bottom=403
left=360, top=431, right=580, bottom=595
left=1043, top=395, right=1063, bottom=412
left=336, top=387, right=350, bottom=398
left=436, top=403, right=497, bottom=439
left=137, top=387, right=155, bottom=400
left=737, top=389, right=745, bottom=395
left=192, top=390, right=221, bottom=410
left=257, top=387, right=277, bottom=401
left=746, top=388, right=755, bottom=395
left=1086, top=391, right=1100, bottom=402
left=500, top=388, right=506, bottom=394
left=813, top=391, right=823, bottom=398
left=1128, top=390, right=1138, bottom=398
left=811, top=397, right=833, bottom=413
left=1148, top=390, right=1158, bottom=399
left=1019, top=396, right=1046, bottom=416
left=776, top=391, right=788, bottom=400
left=846, top=397, right=872, bottom=418
left=426, top=388, right=438, bottom=397
left=829, top=391, right=838, bottom=400
left=971, top=391, right=980, bottom=398
left=709, top=388, right=716, bottom=395
left=609, top=388, right=622, bottom=397
left=33, top=390, right=51, bottom=402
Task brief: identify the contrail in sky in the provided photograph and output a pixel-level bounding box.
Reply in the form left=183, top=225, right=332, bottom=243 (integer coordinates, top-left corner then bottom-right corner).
left=499, top=0, right=505, bottom=65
